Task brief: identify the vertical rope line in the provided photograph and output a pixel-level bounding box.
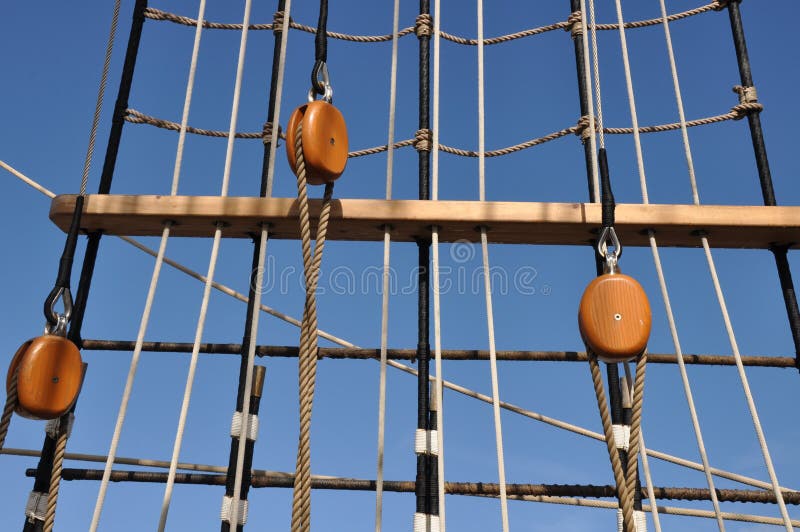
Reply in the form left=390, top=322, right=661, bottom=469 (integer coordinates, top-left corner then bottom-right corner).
left=431, top=0, right=446, bottom=527
left=90, top=4, right=207, bottom=528
left=0, top=371, right=18, bottom=451
left=42, top=428, right=69, bottom=532
left=375, top=1, right=401, bottom=528
left=578, top=0, right=600, bottom=198
left=476, top=1, right=509, bottom=529
left=79, top=0, right=121, bottom=195
left=264, top=0, right=294, bottom=198
left=587, top=0, right=605, bottom=149
left=612, top=0, right=648, bottom=204
left=636, top=434, right=662, bottom=532
left=159, top=2, right=253, bottom=529
left=700, top=237, right=793, bottom=531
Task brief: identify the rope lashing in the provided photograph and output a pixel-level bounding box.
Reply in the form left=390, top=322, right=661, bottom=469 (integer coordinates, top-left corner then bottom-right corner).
left=415, top=129, right=432, bottom=152
left=416, top=14, right=433, bottom=38
left=566, top=11, right=583, bottom=37
left=731, top=85, right=763, bottom=120
left=273, top=11, right=286, bottom=34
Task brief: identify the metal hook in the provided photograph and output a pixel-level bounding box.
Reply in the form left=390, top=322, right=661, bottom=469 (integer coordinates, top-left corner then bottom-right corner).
left=597, top=225, right=622, bottom=274
left=308, top=61, right=333, bottom=103
left=44, top=285, right=73, bottom=331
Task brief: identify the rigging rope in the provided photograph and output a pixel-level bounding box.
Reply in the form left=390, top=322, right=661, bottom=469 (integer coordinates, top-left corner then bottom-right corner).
left=375, top=0, right=401, bottom=529
left=290, top=122, right=336, bottom=532
left=476, top=0, right=509, bottom=529
left=89, top=1, right=209, bottom=528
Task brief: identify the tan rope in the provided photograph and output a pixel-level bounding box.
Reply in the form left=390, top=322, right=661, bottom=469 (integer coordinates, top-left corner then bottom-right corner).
left=588, top=354, right=636, bottom=531
left=0, top=370, right=18, bottom=451
left=43, top=421, right=70, bottom=532
left=625, top=354, right=647, bottom=499
left=291, top=121, right=335, bottom=532
left=144, top=4, right=718, bottom=44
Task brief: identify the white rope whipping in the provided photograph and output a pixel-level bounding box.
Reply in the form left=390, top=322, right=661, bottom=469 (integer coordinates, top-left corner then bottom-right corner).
left=6, top=164, right=797, bottom=499
left=158, top=1, right=253, bottom=529
left=89, top=3, right=208, bottom=529
left=431, top=0, right=446, bottom=527
left=477, top=0, right=509, bottom=528
left=375, top=2, right=400, bottom=529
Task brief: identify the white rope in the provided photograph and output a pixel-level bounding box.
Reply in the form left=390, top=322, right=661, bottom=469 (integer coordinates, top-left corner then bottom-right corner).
left=587, top=0, right=605, bottom=150
left=6, top=162, right=799, bottom=500
left=263, top=0, right=293, bottom=198
left=644, top=0, right=790, bottom=528
left=375, top=2, right=400, bottom=529
left=158, top=1, right=253, bottom=529
left=476, top=1, right=509, bottom=529
left=89, top=4, right=208, bottom=528
left=578, top=0, right=600, bottom=198
left=701, top=237, right=793, bottom=531
left=431, top=0, right=446, bottom=527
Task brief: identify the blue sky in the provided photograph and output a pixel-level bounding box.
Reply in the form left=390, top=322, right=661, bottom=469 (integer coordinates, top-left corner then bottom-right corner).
left=1, top=1, right=799, bottom=530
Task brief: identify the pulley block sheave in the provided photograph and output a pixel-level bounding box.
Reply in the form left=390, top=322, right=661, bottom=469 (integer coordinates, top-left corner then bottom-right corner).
left=286, top=100, right=348, bottom=185
left=578, top=272, right=652, bottom=363
left=7, top=335, right=83, bottom=420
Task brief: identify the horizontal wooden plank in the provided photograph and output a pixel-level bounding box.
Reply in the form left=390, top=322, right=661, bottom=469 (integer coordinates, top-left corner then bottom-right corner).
left=49, top=194, right=800, bottom=248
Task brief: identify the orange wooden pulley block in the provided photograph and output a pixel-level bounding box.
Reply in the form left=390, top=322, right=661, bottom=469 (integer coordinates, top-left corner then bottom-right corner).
left=578, top=272, right=652, bottom=363
left=6, top=335, right=83, bottom=420
left=286, top=100, right=348, bottom=185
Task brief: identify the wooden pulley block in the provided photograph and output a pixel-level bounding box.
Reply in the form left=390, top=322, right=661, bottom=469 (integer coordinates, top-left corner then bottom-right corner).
left=6, top=335, right=83, bottom=420
left=578, top=272, right=652, bottom=363
left=286, top=100, right=348, bottom=185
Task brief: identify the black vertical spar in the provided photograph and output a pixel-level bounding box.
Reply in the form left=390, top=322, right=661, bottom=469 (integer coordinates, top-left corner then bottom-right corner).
left=22, top=2, right=149, bottom=531
left=415, top=0, right=436, bottom=522
left=724, top=0, right=800, bottom=369
left=220, top=2, right=288, bottom=530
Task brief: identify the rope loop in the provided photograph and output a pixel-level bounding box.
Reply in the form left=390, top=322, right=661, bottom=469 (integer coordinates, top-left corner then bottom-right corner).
left=733, top=84, right=758, bottom=104
left=566, top=11, right=583, bottom=38
left=262, top=122, right=278, bottom=146
left=415, top=14, right=433, bottom=38
left=575, top=115, right=593, bottom=142
left=731, top=102, right=764, bottom=120
left=414, top=129, right=432, bottom=152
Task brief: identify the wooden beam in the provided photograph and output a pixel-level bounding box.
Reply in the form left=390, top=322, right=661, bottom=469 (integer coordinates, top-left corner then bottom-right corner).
left=50, top=194, right=799, bottom=248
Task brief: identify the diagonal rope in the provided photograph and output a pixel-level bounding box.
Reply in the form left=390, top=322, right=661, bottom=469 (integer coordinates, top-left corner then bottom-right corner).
left=89, top=5, right=209, bottom=527
left=158, top=1, right=253, bottom=529
left=476, top=0, right=509, bottom=529
left=375, top=0, right=401, bottom=529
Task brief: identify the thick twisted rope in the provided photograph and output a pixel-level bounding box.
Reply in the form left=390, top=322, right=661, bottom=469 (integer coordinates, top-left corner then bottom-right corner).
left=291, top=121, right=335, bottom=532
left=588, top=354, right=635, bottom=531
left=625, top=354, right=647, bottom=499
left=0, top=370, right=18, bottom=451
left=43, top=423, right=69, bottom=532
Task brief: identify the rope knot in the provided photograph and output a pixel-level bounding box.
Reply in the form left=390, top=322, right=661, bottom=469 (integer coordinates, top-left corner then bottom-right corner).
left=713, top=0, right=731, bottom=11
left=574, top=115, right=594, bottom=143
left=414, top=129, right=432, bottom=152
left=415, top=14, right=433, bottom=38
left=272, top=11, right=287, bottom=33
left=262, top=122, right=280, bottom=146
left=731, top=86, right=762, bottom=119
left=566, top=11, right=583, bottom=38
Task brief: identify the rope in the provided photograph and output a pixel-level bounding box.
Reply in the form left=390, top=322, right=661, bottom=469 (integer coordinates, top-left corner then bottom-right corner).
left=144, top=3, right=719, bottom=44
left=43, top=423, right=69, bottom=532
left=636, top=432, right=662, bottom=532
left=291, top=122, right=336, bottom=532
left=588, top=354, right=636, bottom=531
left=477, top=0, right=509, bottom=528
left=90, top=1, right=209, bottom=528
left=8, top=164, right=800, bottom=501
left=375, top=0, right=401, bottom=528
left=159, top=1, right=253, bottom=528
left=431, top=1, right=447, bottom=527
left=0, top=370, right=18, bottom=452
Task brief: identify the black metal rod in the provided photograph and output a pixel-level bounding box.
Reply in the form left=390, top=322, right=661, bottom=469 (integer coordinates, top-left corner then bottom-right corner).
left=78, top=339, right=797, bottom=367
left=23, top=3, right=149, bottom=531
left=725, top=0, right=800, bottom=369
left=416, top=0, right=434, bottom=518
left=39, top=468, right=800, bottom=505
